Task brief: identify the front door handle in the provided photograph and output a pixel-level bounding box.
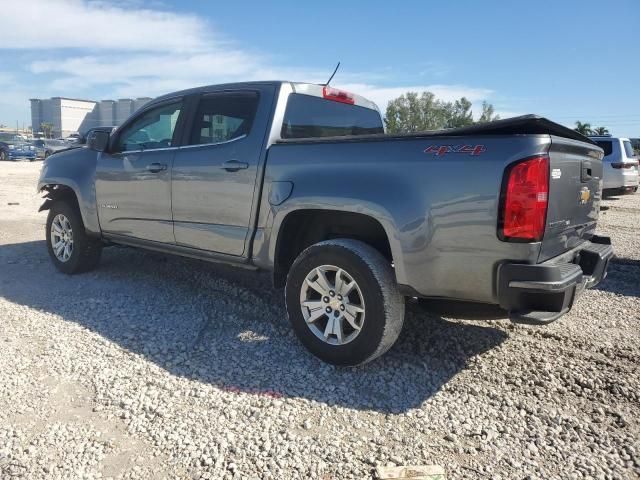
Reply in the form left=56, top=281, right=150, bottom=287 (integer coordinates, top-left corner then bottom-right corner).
left=221, top=160, right=249, bottom=172
left=146, top=162, right=167, bottom=173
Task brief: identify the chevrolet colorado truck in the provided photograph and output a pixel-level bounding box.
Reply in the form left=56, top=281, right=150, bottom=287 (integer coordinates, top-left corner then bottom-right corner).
left=38, top=81, right=613, bottom=365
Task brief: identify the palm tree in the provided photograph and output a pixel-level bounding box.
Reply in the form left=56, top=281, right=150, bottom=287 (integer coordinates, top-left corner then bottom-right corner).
left=40, top=123, right=55, bottom=139
left=592, top=126, right=609, bottom=135
left=574, top=121, right=593, bottom=135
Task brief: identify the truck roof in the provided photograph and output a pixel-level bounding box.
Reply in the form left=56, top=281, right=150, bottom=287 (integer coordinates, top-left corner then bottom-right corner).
left=589, top=135, right=630, bottom=142
left=149, top=81, right=380, bottom=113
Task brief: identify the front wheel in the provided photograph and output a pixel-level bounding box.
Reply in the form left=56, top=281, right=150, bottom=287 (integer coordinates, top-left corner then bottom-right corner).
left=46, top=200, right=103, bottom=274
left=0, top=150, right=7, bottom=161
left=285, top=239, right=405, bottom=366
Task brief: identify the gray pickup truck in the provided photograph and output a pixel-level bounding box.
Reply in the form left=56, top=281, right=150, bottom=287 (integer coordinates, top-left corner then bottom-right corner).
left=38, top=81, right=613, bottom=365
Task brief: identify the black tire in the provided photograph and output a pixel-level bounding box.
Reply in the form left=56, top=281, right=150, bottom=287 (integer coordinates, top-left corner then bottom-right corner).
left=285, top=239, right=405, bottom=366
left=44, top=151, right=50, bottom=159
left=46, top=200, right=102, bottom=274
left=0, top=150, right=7, bottom=161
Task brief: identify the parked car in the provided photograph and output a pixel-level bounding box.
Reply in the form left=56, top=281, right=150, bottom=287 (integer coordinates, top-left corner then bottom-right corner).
left=65, top=133, right=81, bottom=144
left=37, top=81, right=613, bottom=365
left=33, top=139, right=70, bottom=159
left=590, top=135, right=639, bottom=195
left=0, top=133, right=37, bottom=161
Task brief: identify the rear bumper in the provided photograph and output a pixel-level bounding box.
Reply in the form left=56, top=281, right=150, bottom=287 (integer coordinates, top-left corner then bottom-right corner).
left=497, top=236, right=613, bottom=324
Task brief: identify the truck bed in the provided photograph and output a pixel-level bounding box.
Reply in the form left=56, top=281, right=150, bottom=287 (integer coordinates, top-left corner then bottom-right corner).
left=266, top=116, right=604, bottom=304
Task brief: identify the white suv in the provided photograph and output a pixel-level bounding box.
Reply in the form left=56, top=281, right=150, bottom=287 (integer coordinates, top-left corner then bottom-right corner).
left=590, top=136, right=639, bottom=195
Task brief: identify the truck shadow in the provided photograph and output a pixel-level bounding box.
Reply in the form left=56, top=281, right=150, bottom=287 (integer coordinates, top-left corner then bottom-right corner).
left=0, top=240, right=508, bottom=413
left=595, top=258, right=640, bottom=297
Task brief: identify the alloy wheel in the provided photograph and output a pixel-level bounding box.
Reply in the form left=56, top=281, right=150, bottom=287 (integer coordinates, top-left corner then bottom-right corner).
left=299, top=265, right=366, bottom=345
left=50, top=213, right=74, bottom=262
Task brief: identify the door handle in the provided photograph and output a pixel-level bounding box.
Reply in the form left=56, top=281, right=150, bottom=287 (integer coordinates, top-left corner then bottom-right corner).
left=146, top=162, right=167, bottom=173
left=221, top=160, right=249, bottom=172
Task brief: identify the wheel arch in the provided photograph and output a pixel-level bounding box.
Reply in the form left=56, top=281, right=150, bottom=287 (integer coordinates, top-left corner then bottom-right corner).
left=38, top=148, right=101, bottom=236
left=38, top=178, right=100, bottom=236
left=269, top=206, right=405, bottom=288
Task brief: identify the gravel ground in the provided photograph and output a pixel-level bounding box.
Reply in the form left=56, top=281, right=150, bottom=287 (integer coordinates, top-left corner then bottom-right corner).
left=0, top=161, right=638, bottom=480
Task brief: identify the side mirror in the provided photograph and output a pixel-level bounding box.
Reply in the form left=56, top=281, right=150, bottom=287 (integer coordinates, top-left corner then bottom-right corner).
left=87, top=131, right=110, bottom=152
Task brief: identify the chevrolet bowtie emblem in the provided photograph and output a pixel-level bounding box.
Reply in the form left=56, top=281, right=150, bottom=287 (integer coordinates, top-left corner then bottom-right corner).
left=579, top=187, right=591, bottom=204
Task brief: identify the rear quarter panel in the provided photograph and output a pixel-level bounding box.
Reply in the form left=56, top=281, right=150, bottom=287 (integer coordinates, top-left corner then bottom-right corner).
left=256, top=135, right=551, bottom=303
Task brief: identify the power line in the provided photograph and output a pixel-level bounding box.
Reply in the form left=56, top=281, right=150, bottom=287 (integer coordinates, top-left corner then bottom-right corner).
left=550, top=113, right=640, bottom=119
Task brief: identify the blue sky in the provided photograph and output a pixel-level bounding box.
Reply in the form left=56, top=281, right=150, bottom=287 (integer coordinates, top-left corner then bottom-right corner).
left=1, top=0, right=639, bottom=136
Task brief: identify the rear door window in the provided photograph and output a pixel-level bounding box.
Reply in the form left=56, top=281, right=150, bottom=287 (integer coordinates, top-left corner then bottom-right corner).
left=281, top=93, right=384, bottom=139
left=188, top=92, right=259, bottom=145
left=622, top=140, right=636, bottom=158
left=595, top=141, right=613, bottom=157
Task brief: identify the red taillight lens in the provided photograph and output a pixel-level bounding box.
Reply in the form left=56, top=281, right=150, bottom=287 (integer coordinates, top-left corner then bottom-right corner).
left=612, top=162, right=637, bottom=169
left=500, top=156, right=549, bottom=241
left=322, top=86, right=355, bottom=104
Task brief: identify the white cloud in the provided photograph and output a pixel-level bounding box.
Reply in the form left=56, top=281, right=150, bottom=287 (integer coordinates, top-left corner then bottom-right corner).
left=28, top=53, right=494, bottom=111
left=0, top=0, right=501, bottom=123
left=2, top=0, right=212, bottom=52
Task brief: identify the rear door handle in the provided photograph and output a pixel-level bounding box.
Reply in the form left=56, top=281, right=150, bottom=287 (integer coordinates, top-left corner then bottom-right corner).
left=146, top=162, right=167, bottom=173
left=221, top=160, right=249, bottom=172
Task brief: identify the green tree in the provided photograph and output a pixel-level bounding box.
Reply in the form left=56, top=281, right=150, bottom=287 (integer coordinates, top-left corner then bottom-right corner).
left=384, top=92, right=449, bottom=133
left=445, top=97, right=474, bottom=128
left=477, top=101, right=500, bottom=123
left=592, top=126, right=609, bottom=135
left=384, top=91, right=500, bottom=134
left=574, top=121, right=593, bottom=135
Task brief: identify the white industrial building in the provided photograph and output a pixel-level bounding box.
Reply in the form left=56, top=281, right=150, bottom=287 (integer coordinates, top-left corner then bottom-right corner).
left=30, top=96, right=152, bottom=138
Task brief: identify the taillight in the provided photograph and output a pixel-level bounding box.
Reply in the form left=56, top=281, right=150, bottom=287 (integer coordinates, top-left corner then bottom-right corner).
left=612, top=162, right=637, bottom=169
left=322, top=86, right=355, bottom=104
left=499, top=155, right=549, bottom=242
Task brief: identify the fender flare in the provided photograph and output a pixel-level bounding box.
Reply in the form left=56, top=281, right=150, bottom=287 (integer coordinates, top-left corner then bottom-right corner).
left=267, top=201, right=409, bottom=286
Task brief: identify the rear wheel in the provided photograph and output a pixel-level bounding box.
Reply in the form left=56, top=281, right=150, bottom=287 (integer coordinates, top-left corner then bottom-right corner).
left=46, top=200, right=102, bottom=274
left=285, top=239, right=404, bottom=366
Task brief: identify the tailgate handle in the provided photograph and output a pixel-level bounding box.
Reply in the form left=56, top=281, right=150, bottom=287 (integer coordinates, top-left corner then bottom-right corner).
left=581, top=160, right=592, bottom=182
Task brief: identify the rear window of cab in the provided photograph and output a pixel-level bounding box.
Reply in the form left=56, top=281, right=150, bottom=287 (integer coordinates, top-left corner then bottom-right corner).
left=281, top=93, right=384, bottom=139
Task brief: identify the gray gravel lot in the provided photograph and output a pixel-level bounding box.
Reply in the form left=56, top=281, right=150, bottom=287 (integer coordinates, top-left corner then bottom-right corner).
left=0, top=161, right=638, bottom=480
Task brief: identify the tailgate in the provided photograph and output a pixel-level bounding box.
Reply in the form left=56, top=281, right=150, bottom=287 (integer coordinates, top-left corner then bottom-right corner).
left=539, top=136, right=604, bottom=262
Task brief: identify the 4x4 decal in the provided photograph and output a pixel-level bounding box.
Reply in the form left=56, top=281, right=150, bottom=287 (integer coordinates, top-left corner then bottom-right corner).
left=424, top=144, right=486, bottom=156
